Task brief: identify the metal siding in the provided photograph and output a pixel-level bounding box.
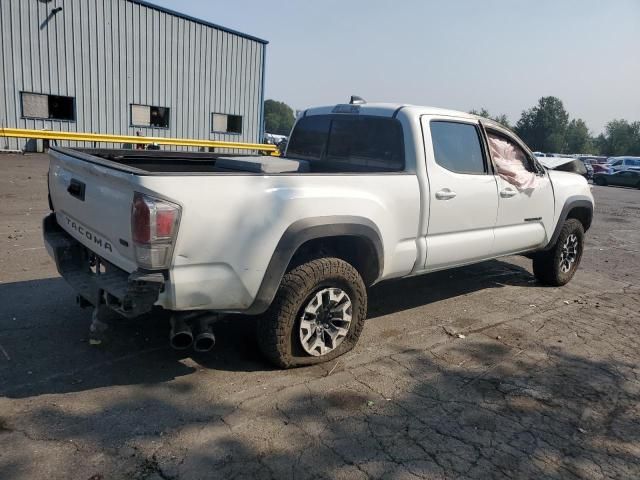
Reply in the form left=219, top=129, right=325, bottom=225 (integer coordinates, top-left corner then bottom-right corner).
left=0, top=0, right=265, bottom=151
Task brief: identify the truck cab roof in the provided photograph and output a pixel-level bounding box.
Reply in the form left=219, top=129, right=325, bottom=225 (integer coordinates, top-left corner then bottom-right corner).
left=303, top=102, right=481, bottom=122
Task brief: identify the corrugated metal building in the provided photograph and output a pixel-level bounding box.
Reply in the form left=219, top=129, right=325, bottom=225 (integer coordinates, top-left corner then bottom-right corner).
left=0, top=0, right=267, bottom=151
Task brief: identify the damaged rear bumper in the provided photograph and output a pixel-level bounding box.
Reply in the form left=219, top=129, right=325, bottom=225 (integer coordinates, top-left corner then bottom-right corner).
left=43, top=213, right=164, bottom=318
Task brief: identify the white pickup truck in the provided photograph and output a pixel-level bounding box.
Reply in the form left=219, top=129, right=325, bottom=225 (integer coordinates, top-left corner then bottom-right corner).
left=44, top=100, right=594, bottom=367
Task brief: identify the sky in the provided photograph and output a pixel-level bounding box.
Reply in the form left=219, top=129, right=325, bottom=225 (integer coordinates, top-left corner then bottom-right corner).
left=148, top=0, right=640, bottom=133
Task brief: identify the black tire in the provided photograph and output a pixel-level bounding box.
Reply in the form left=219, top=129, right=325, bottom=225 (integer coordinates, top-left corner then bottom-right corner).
left=594, top=176, right=606, bottom=186
left=257, top=257, right=367, bottom=368
left=533, top=219, right=584, bottom=286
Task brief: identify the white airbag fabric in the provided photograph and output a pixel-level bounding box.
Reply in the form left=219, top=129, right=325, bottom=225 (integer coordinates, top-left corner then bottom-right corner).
left=487, top=134, right=538, bottom=191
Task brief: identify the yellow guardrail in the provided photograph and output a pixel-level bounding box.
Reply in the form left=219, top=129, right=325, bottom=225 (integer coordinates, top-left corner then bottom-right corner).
left=0, top=128, right=279, bottom=153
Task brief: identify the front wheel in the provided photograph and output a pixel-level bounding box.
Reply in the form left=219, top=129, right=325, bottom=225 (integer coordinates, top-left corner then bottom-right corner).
left=257, top=257, right=367, bottom=368
left=533, top=219, right=584, bottom=286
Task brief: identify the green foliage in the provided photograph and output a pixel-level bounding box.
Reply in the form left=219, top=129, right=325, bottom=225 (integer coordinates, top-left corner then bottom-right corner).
left=469, top=108, right=491, bottom=118
left=515, top=96, right=569, bottom=153
left=598, top=120, right=640, bottom=156
left=565, top=119, right=592, bottom=154
left=496, top=96, right=640, bottom=156
left=469, top=108, right=512, bottom=129
left=264, top=99, right=295, bottom=136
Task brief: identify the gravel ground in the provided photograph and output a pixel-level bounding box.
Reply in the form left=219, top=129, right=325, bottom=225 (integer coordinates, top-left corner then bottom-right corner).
left=0, top=153, right=639, bottom=480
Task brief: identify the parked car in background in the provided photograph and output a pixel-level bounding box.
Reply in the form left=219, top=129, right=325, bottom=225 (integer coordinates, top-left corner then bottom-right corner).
left=606, top=156, right=640, bottom=173
left=579, top=156, right=608, bottom=174
left=583, top=162, right=594, bottom=180
left=593, top=170, right=640, bottom=188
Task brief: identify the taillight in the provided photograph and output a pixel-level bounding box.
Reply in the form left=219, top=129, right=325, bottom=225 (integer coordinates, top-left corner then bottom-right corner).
left=131, top=192, right=181, bottom=269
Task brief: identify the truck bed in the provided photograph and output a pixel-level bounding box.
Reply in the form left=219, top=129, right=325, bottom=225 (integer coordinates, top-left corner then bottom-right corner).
left=75, top=148, right=258, bottom=173
left=63, top=148, right=394, bottom=175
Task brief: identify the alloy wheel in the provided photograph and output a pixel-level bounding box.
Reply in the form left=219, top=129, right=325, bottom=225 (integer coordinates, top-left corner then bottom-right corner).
left=559, top=233, right=579, bottom=273
left=299, top=288, right=352, bottom=356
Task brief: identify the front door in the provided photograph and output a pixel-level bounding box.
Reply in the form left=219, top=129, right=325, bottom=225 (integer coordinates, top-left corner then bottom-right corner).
left=421, top=117, right=499, bottom=270
left=486, top=128, right=555, bottom=254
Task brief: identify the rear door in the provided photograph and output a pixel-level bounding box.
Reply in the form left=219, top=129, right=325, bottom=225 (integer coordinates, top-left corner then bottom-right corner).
left=48, top=148, right=139, bottom=272
left=421, top=117, right=499, bottom=270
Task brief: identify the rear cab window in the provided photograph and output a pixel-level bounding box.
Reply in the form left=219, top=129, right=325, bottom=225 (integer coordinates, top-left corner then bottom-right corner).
left=286, top=115, right=405, bottom=172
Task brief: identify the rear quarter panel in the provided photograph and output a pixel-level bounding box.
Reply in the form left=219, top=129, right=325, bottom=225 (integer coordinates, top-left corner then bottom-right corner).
left=137, top=173, right=421, bottom=311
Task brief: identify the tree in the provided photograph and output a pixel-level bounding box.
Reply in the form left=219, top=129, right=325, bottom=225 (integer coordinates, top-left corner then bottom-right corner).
left=515, top=96, right=569, bottom=152
left=469, top=108, right=512, bottom=129
left=264, top=99, right=295, bottom=136
left=492, top=114, right=512, bottom=130
left=565, top=119, right=592, bottom=154
left=598, top=120, right=640, bottom=156
left=469, top=108, right=491, bottom=118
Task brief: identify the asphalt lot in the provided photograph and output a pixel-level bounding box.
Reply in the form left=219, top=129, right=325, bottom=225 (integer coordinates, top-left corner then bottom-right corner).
left=1, top=153, right=639, bottom=480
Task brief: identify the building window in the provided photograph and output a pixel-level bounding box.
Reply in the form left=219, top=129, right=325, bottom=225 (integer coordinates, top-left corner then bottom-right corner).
left=21, top=92, right=75, bottom=121
left=211, top=113, right=242, bottom=134
left=131, top=104, right=170, bottom=128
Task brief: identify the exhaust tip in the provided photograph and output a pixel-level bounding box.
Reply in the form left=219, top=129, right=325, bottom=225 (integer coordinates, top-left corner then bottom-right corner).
left=169, top=314, right=194, bottom=350
left=193, top=332, right=216, bottom=353
left=170, top=331, right=194, bottom=350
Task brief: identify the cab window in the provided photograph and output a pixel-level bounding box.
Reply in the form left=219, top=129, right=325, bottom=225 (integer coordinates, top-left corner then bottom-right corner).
left=430, top=121, right=486, bottom=174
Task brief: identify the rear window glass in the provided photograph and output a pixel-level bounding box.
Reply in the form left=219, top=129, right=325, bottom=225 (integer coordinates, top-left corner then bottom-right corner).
left=284, top=116, right=331, bottom=161
left=286, top=115, right=404, bottom=171
left=430, top=121, right=486, bottom=174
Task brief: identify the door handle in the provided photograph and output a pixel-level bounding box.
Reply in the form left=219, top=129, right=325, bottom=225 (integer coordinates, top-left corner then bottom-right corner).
left=500, top=188, right=517, bottom=198
left=435, top=189, right=457, bottom=200
left=67, top=179, right=86, bottom=201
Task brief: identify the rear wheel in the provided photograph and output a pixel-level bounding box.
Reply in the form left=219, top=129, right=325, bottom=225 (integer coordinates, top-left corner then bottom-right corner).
left=257, top=257, right=367, bottom=368
left=533, top=219, right=584, bottom=286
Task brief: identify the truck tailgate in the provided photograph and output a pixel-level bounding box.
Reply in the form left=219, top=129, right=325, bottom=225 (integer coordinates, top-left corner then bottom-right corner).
left=48, top=148, right=138, bottom=272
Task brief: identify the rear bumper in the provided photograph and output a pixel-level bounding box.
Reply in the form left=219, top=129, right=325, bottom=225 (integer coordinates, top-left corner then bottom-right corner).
left=43, top=213, right=164, bottom=318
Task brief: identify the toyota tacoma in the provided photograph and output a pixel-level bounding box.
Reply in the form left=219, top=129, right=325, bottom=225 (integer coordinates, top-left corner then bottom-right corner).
left=44, top=99, right=594, bottom=367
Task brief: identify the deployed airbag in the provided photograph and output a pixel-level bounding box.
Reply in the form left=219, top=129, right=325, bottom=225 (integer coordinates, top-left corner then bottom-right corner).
left=487, top=134, right=538, bottom=190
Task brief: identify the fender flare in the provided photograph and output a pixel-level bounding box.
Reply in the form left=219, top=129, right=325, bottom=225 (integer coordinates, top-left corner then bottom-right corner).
left=244, top=216, right=384, bottom=315
left=543, top=196, right=593, bottom=250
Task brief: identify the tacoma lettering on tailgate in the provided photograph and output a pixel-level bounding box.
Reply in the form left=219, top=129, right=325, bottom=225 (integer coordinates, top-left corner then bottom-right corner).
left=64, top=216, right=113, bottom=253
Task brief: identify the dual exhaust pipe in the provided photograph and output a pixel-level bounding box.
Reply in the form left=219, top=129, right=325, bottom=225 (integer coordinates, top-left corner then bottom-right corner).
left=170, top=314, right=216, bottom=352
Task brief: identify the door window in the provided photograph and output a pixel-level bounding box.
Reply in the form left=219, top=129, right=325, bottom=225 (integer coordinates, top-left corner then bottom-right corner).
left=487, top=130, right=539, bottom=190
left=430, top=121, right=486, bottom=174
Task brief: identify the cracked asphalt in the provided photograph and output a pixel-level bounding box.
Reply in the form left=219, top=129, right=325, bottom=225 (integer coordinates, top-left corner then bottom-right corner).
left=1, top=153, right=639, bottom=479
